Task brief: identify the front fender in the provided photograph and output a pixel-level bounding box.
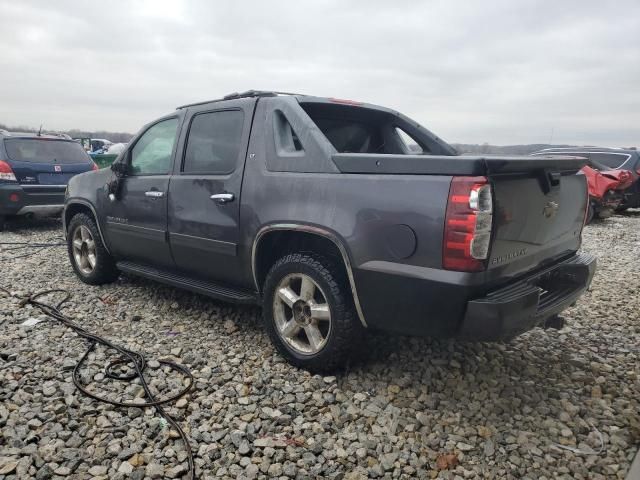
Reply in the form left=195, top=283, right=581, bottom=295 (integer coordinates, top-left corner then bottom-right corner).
left=63, top=169, right=112, bottom=249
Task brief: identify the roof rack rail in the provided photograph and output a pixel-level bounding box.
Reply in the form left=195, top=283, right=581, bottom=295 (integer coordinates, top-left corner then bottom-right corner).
left=176, top=90, right=305, bottom=109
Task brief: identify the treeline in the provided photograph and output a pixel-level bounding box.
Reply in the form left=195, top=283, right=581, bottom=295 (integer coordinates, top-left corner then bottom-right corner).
left=0, top=122, right=134, bottom=143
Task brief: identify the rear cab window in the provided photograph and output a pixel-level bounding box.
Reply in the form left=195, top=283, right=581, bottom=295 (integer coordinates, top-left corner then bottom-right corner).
left=395, top=127, right=424, bottom=153
left=299, top=101, right=435, bottom=155
left=4, top=138, right=91, bottom=164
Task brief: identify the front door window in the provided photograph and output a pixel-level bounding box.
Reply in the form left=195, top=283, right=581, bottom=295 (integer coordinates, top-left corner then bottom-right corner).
left=130, top=118, right=179, bottom=175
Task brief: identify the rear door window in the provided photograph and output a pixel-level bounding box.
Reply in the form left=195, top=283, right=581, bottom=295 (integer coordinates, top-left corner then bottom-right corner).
left=130, top=118, right=179, bottom=175
left=182, top=110, right=245, bottom=174
left=4, top=139, right=91, bottom=164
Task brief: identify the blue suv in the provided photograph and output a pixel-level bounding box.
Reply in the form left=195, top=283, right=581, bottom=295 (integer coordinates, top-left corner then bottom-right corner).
left=0, top=130, right=98, bottom=229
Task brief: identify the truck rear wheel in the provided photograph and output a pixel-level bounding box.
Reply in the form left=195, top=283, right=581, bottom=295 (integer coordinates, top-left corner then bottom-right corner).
left=67, top=213, right=119, bottom=285
left=262, top=253, right=360, bottom=372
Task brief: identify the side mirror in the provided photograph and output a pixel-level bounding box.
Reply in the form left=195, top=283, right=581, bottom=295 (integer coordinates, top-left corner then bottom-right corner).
left=110, top=161, right=128, bottom=177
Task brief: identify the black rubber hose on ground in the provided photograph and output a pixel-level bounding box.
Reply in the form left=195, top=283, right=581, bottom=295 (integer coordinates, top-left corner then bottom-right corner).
left=0, top=241, right=66, bottom=260
left=0, top=285, right=196, bottom=479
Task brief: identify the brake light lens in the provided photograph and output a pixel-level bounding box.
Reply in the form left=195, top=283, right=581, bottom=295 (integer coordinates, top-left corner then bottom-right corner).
left=443, top=176, right=493, bottom=271
left=0, top=160, right=17, bottom=182
left=328, top=97, right=364, bottom=106
left=91, top=162, right=99, bottom=171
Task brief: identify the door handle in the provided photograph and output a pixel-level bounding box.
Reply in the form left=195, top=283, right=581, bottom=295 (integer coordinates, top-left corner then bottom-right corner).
left=210, top=193, right=235, bottom=204
left=145, top=191, right=164, bottom=198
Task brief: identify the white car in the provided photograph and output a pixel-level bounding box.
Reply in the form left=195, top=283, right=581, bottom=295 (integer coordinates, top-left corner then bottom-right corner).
left=106, top=143, right=127, bottom=154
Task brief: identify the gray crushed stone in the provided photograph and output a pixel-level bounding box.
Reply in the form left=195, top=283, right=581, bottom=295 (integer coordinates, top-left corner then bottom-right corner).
left=0, top=212, right=638, bottom=479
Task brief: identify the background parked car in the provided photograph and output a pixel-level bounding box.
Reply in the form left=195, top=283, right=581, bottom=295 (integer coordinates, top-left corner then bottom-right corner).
left=532, top=147, right=640, bottom=211
left=105, top=142, right=127, bottom=155
left=89, top=138, right=113, bottom=153
left=580, top=164, right=634, bottom=222
left=0, top=130, right=98, bottom=229
left=88, top=143, right=127, bottom=169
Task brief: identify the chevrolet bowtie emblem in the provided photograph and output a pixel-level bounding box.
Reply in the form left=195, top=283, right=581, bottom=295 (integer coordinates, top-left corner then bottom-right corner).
left=543, top=201, right=559, bottom=218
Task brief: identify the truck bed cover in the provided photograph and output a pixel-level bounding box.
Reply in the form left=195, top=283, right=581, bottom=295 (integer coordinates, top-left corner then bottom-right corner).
left=332, top=153, right=588, bottom=176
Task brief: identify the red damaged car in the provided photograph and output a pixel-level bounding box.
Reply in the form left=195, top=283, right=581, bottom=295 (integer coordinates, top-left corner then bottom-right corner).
left=580, top=164, right=633, bottom=222
left=532, top=147, right=639, bottom=223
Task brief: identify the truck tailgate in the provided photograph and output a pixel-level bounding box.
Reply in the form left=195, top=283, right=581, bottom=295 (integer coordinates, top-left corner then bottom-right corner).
left=488, top=170, right=587, bottom=277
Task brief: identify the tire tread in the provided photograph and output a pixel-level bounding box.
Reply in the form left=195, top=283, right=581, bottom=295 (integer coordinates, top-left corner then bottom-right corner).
left=262, top=252, right=360, bottom=372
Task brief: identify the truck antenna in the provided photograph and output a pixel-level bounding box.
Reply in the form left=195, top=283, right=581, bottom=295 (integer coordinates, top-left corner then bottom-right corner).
left=37, top=124, right=43, bottom=136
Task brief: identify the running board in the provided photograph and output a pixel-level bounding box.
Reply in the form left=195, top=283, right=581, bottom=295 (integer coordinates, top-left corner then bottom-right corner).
left=116, top=261, right=257, bottom=304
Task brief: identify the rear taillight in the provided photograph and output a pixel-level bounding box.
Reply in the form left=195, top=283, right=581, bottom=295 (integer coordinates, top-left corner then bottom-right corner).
left=0, top=160, right=17, bottom=182
left=91, top=162, right=99, bottom=171
left=443, top=176, right=493, bottom=272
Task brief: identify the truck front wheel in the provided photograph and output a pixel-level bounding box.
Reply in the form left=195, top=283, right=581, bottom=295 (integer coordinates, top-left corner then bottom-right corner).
left=262, top=253, right=360, bottom=372
left=67, top=213, right=119, bottom=285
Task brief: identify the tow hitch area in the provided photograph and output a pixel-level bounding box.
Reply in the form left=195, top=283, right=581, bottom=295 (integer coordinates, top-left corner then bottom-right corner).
left=543, top=315, right=566, bottom=330
left=460, top=253, right=596, bottom=341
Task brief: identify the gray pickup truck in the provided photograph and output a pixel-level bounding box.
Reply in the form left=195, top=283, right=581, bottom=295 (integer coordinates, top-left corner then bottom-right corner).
left=63, top=90, right=596, bottom=371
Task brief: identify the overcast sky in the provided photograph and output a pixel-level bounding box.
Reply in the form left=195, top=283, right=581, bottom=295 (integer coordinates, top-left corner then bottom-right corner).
left=0, top=0, right=638, bottom=145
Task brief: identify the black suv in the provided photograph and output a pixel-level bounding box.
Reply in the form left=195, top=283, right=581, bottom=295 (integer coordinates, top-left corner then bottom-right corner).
left=532, top=146, right=640, bottom=210
left=0, top=130, right=97, bottom=229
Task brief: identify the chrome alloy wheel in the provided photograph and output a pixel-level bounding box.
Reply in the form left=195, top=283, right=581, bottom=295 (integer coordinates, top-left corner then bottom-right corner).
left=272, top=273, right=332, bottom=355
left=72, top=225, right=97, bottom=275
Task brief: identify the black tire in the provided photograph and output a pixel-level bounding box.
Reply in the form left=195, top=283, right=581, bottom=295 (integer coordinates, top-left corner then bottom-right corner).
left=615, top=206, right=629, bottom=213
left=67, top=213, right=119, bottom=285
left=262, top=252, right=361, bottom=372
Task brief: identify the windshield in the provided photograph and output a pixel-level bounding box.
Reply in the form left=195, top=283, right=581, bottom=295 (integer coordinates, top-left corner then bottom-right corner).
left=4, top=138, right=92, bottom=164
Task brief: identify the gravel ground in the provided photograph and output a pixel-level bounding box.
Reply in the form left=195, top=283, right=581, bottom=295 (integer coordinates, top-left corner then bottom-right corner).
left=0, top=212, right=639, bottom=479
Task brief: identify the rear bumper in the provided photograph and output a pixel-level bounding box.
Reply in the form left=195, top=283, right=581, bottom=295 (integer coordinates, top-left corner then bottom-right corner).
left=0, top=184, right=65, bottom=216
left=459, top=252, right=596, bottom=340
left=355, top=252, right=596, bottom=340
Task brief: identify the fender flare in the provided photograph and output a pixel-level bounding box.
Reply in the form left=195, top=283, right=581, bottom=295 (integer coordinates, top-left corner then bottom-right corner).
left=251, top=223, right=367, bottom=328
left=63, top=199, right=111, bottom=254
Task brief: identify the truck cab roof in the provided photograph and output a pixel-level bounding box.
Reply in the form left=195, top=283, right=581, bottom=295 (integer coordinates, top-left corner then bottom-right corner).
left=175, top=89, right=396, bottom=114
